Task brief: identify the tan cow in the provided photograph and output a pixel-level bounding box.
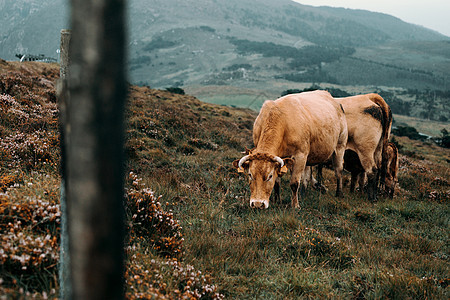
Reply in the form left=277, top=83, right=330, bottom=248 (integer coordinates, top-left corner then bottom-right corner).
left=337, top=93, right=392, bottom=200
left=233, top=90, right=348, bottom=209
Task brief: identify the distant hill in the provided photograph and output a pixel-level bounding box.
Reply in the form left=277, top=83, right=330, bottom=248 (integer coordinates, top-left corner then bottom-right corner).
left=126, top=0, right=450, bottom=90
left=1, top=0, right=449, bottom=90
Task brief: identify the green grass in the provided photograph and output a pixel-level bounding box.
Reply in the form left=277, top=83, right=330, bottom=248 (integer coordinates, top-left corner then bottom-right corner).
left=153, top=166, right=449, bottom=298
left=198, top=94, right=261, bottom=110
left=124, top=87, right=449, bottom=298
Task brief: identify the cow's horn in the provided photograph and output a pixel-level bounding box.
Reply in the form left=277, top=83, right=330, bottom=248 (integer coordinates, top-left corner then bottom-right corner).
left=238, top=155, right=251, bottom=169
left=273, top=156, right=284, bottom=167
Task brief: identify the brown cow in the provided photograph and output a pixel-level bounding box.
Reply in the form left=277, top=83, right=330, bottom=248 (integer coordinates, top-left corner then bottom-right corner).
left=233, top=90, right=348, bottom=209
left=337, top=93, right=392, bottom=200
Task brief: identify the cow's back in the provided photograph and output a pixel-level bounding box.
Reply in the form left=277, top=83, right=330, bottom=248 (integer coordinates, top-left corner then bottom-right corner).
left=254, top=90, right=347, bottom=165
left=338, top=95, right=383, bottom=154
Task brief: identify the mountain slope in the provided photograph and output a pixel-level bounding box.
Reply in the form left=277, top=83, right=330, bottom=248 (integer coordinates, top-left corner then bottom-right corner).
left=0, top=0, right=69, bottom=59
left=127, top=0, right=450, bottom=89
left=0, top=0, right=449, bottom=90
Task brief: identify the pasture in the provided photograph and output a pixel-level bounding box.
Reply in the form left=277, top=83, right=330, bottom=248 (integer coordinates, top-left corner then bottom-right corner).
left=0, top=61, right=449, bottom=298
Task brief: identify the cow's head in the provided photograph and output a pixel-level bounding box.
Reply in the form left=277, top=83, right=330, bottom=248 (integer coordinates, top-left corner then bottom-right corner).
left=233, top=152, right=292, bottom=209
left=384, top=174, right=397, bottom=199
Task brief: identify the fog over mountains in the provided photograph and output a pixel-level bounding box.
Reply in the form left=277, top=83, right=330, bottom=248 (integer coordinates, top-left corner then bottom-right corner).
left=1, top=0, right=449, bottom=89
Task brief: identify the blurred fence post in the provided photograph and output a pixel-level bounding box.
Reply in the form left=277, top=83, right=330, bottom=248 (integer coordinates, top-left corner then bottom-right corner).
left=65, top=0, right=127, bottom=298
left=60, top=30, right=71, bottom=79
left=58, top=28, right=72, bottom=300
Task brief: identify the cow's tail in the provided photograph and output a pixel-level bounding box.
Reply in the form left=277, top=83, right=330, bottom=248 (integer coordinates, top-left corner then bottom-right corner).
left=367, top=93, right=392, bottom=188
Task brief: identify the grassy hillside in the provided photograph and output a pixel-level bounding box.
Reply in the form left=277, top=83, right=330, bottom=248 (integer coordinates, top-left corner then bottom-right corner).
left=0, top=61, right=449, bottom=298
left=0, top=60, right=61, bottom=298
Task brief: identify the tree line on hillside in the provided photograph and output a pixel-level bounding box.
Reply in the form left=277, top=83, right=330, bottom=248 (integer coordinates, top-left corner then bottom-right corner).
left=143, top=36, right=179, bottom=52
left=281, top=85, right=351, bottom=98
left=380, top=89, right=450, bottom=122
left=278, top=79, right=448, bottom=121
left=228, top=38, right=354, bottom=68
left=403, top=89, right=450, bottom=122
left=236, top=5, right=391, bottom=48
left=225, top=38, right=446, bottom=90
left=275, top=6, right=390, bottom=47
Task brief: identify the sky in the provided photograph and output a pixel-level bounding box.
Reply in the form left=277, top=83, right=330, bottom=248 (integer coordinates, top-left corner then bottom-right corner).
left=293, top=0, right=450, bottom=37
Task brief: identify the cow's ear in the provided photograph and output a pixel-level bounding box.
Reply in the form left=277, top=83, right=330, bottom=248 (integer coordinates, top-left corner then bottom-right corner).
left=278, top=158, right=294, bottom=176
left=283, top=157, right=294, bottom=168
left=232, top=159, right=248, bottom=173
left=278, top=165, right=288, bottom=176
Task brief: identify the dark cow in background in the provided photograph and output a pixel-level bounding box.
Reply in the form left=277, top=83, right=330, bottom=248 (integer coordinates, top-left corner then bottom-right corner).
left=343, top=149, right=365, bottom=193
left=343, top=142, right=399, bottom=198
left=233, top=90, right=348, bottom=209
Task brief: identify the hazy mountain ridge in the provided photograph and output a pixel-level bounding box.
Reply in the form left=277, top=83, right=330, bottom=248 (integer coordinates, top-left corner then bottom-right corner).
left=127, top=0, right=450, bottom=89
left=0, top=0, right=68, bottom=59
left=1, top=0, right=449, bottom=90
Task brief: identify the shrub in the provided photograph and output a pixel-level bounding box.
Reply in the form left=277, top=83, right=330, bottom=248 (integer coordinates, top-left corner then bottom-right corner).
left=165, top=87, right=185, bottom=95
left=440, top=128, right=450, bottom=148
left=0, top=173, right=60, bottom=292
left=392, top=125, right=426, bottom=141
left=144, top=37, right=178, bottom=52
left=0, top=130, right=59, bottom=171
left=125, top=250, right=224, bottom=299
left=125, top=172, right=184, bottom=259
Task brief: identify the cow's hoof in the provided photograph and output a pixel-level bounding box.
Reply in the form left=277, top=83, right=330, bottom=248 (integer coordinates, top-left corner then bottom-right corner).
left=336, top=191, right=344, bottom=198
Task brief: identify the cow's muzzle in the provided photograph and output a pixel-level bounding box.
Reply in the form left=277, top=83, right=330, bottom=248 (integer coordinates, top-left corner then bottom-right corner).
left=250, top=199, right=269, bottom=209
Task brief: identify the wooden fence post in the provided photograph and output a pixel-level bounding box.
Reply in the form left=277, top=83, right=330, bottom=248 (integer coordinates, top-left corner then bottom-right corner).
left=64, top=0, right=127, bottom=298
left=58, top=28, right=72, bottom=300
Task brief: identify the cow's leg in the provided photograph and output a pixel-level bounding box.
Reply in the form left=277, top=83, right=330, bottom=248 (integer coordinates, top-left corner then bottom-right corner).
left=367, top=168, right=378, bottom=201
left=359, top=153, right=378, bottom=201
left=290, top=155, right=307, bottom=209
left=332, top=150, right=345, bottom=198
left=357, top=172, right=366, bottom=193
left=350, top=171, right=358, bottom=192
left=290, top=181, right=300, bottom=208
left=273, top=177, right=281, bottom=203
left=314, top=164, right=328, bottom=194
left=301, top=166, right=311, bottom=191
left=317, top=164, right=323, bottom=187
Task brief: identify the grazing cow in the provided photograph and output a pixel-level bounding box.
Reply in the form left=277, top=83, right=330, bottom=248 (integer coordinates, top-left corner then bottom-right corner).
left=336, top=93, right=392, bottom=200
left=233, top=90, right=348, bottom=209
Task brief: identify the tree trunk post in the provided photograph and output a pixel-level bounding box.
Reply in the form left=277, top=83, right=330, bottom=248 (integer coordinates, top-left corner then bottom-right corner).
left=58, top=28, right=72, bottom=300
left=65, top=0, right=127, bottom=298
